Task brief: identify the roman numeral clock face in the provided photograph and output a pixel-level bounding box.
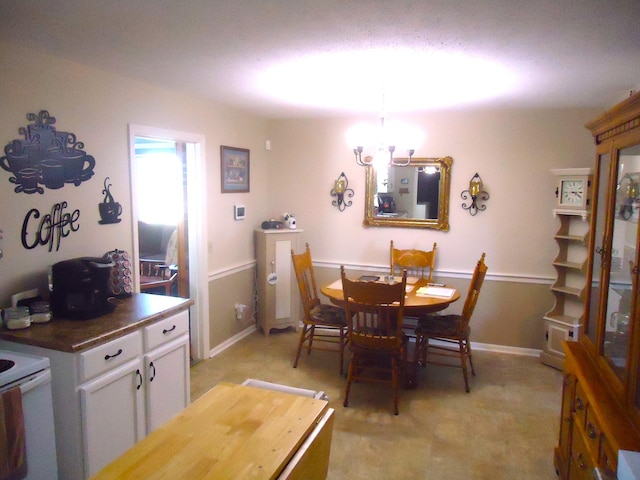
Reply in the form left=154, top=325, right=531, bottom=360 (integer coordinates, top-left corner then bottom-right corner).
left=560, top=180, right=585, bottom=206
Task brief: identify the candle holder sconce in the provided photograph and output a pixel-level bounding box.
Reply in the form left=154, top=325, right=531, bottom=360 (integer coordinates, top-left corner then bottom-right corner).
left=617, top=173, right=640, bottom=220
left=331, top=172, right=354, bottom=212
left=461, top=173, right=489, bottom=216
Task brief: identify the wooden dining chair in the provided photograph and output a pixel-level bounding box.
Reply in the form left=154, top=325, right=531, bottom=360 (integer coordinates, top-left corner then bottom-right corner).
left=390, top=240, right=437, bottom=281
left=291, top=244, right=348, bottom=375
left=413, top=253, right=487, bottom=393
left=390, top=240, right=438, bottom=338
left=139, top=259, right=177, bottom=296
left=341, top=266, right=407, bottom=415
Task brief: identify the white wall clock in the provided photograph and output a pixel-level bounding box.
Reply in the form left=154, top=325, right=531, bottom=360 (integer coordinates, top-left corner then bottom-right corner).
left=552, top=168, right=593, bottom=215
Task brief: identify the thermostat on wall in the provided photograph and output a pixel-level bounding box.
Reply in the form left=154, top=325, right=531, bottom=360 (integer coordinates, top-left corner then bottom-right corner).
left=234, top=205, right=246, bottom=220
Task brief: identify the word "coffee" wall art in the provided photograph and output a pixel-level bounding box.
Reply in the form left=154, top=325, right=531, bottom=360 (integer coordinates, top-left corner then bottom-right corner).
left=21, top=201, right=80, bottom=252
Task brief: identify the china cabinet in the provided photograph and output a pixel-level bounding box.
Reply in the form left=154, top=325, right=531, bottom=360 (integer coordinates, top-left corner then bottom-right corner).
left=554, top=91, right=640, bottom=479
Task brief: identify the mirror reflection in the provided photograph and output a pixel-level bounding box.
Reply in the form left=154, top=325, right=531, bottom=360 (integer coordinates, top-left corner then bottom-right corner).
left=364, top=156, right=453, bottom=230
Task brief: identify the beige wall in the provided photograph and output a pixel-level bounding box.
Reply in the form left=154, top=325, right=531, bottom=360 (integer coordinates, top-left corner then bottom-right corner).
left=0, top=41, right=265, bottom=351
left=0, top=39, right=607, bottom=353
left=265, top=108, right=602, bottom=350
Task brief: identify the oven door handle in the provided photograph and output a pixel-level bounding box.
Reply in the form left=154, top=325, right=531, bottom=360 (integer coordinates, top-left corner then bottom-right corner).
left=18, top=369, right=52, bottom=395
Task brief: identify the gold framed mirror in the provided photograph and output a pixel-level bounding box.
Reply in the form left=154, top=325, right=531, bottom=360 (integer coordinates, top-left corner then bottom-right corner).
left=363, top=156, right=453, bottom=230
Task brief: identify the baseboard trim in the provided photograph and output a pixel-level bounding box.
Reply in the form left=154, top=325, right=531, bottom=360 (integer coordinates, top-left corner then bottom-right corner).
left=208, top=324, right=257, bottom=358
left=467, top=341, right=541, bottom=357
left=207, top=322, right=541, bottom=359
left=412, top=338, right=541, bottom=357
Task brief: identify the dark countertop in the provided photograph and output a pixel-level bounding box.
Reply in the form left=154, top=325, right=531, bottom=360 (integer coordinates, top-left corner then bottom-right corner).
left=0, top=293, right=193, bottom=353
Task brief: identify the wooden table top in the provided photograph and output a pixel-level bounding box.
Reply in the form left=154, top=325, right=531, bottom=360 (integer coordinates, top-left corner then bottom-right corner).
left=321, top=276, right=461, bottom=314
left=91, top=382, right=330, bottom=480
left=0, top=293, right=193, bottom=353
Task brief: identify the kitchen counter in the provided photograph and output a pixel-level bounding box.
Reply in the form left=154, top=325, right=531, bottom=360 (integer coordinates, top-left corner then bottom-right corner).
left=0, top=293, right=192, bottom=353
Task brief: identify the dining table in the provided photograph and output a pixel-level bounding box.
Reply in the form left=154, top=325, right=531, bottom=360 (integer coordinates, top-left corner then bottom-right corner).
left=320, top=274, right=461, bottom=389
left=320, top=274, right=461, bottom=315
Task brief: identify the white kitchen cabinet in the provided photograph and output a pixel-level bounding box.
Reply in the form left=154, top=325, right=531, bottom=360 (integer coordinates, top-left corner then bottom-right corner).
left=80, top=357, right=145, bottom=476
left=0, top=305, right=191, bottom=480
left=143, top=316, right=190, bottom=433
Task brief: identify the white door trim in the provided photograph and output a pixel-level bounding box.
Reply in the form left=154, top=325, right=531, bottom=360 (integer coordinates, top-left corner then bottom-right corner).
left=128, top=124, right=209, bottom=361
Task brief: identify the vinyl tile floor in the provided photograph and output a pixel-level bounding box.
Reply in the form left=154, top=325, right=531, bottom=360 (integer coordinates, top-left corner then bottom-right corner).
left=190, top=329, right=563, bottom=480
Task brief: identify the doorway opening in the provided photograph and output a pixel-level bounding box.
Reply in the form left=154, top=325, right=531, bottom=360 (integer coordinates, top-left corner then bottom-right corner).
left=128, top=125, right=209, bottom=361
left=134, top=137, right=188, bottom=298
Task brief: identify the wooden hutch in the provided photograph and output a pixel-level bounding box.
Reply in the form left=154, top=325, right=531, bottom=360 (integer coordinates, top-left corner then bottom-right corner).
left=555, top=90, right=640, bottom=479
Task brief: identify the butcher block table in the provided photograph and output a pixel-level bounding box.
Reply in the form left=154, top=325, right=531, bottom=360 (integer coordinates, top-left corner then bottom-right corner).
left=91, top=382, right=335, bottom=480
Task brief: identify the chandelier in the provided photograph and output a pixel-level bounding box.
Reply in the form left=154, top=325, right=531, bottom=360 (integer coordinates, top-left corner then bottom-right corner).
left=345, top=112, right=424, bottom=168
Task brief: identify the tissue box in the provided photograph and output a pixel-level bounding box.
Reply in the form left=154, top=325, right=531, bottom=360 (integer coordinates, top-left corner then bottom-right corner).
left=241, top=378, right=328, bottom=400
left=619, top=450, right=640, bottom=480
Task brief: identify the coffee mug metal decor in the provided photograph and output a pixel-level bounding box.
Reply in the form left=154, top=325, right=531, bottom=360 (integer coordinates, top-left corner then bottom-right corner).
left=98, top=177, right=123, bottom=224
left=0, top=110, right=96, bottom=194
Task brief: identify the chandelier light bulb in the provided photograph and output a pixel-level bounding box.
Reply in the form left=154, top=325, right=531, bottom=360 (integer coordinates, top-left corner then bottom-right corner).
left=347, top=114, right=423, bottom=167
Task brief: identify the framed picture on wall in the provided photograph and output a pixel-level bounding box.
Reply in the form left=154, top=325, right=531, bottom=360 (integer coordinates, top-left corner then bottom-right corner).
left=220, top=145, right=250, bottom=193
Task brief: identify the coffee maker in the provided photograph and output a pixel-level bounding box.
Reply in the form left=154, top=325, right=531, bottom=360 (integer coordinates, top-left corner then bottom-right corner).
left=378, top=195, right=396, bottom=213
left=51, top=257, right=116, bottom=320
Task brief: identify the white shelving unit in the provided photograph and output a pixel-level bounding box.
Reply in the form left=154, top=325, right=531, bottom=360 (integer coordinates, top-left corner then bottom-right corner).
left=541, top=210, right=591, bottom=369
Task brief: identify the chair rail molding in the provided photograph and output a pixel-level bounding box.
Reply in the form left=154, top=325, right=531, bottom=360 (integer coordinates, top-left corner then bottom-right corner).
left=313, top=260, right=553, bottom=285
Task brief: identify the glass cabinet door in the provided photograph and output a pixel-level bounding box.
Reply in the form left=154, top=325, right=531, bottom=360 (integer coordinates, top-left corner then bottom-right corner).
left=587, top=153, right=611, bottom=347
left=602, top=146, right=640, bottom=384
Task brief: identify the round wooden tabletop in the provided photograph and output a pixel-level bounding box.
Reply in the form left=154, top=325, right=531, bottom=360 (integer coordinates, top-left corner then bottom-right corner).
left=321, top=277, right=461, bottom=315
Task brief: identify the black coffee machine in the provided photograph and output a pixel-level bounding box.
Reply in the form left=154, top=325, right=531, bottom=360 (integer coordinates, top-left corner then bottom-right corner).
left=378, top=195, right=396, bottom=213
left=51, top=257, right=116, bottom=320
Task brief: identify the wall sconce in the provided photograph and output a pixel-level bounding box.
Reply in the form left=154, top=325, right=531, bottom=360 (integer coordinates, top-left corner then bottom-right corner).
left=331, top=172, right=354, bottom=212
left=461, top=173, right=489, bottom=216
left=619, top=173, right=639, bottom=220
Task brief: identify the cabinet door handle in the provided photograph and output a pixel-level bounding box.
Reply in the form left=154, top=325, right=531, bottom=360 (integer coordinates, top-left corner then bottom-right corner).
left=577, top=453, right=587, bottom=469
left=149, top=361, right=156, bottom=382
left=587, top=422, right=597, bottom=439
left=575, top=397, right=584, bottom=411
left=136, top=369, right=143, bottom=390
left=162, top=325, right=176, bottom=335
left=104, top=348, right=123, bottom=360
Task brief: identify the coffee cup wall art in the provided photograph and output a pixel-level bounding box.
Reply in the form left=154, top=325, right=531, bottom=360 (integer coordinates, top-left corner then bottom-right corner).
left=0, top=110, right=96, bottom=194
left=98, top=177, right=123, bottom=224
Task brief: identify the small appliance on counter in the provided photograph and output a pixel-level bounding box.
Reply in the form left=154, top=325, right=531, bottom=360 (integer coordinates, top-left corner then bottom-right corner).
left=378, top=195, right=396, bottom=213
left=50, top=256, right=116, bottom=320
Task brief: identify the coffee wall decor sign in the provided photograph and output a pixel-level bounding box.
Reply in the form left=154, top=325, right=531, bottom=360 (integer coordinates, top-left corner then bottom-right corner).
left=0, top=110, right=96, bottom=194
left=98, top=177, right=122, bottom=224
left=21, top=201, right=80, bottom=252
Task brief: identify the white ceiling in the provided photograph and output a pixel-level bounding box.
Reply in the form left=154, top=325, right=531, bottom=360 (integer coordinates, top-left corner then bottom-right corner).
left=2, top=0, right=640, bottom=118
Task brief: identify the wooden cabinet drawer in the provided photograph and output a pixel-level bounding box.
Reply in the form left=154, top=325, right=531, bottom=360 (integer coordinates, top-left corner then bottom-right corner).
left=570, top=423, right=595, bottom=480
left=600, top=435, right=617, bottom=474
left=80, top=331, right=142, bottom=382
left=144, top=310, right=189, bottom=351
left=584, top=406, right=603, bottom=459
left=574, top=381, right=588, bottom=429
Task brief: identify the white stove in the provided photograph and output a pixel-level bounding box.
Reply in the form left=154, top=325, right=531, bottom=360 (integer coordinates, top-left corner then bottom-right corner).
left=0, top=350, right=49, bottom=389
left=0, top=349, right=58, bottom=479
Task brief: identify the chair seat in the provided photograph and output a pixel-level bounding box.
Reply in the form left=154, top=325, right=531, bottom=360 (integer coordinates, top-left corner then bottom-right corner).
left=309, top=304, right=347, bottom=326
left=416, top=314, right=469, bottom=338
left=350, top=333, right=404, bottom=353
